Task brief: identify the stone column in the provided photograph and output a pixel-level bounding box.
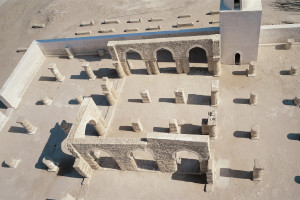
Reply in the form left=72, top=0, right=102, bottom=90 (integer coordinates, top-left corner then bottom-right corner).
left=169, top=119, right=180, bottom=134
left=206, top=159, right=214, bottom=184
left=112, top=61, right=126, bottom=78
left=251, top=125, right=260, bottom=140
left=156, top=159, right=177, bottom=173
left=101, top=77, right=118, bottom=106
left=140, top=90, right=151, bottom=103
left=73, top=157, right=93, bottom=178
left=5, top=157, right=21, bottom=168
left=115, top=157, right=138, bottom=171
left=213, top=56, right=221, bottom=77
left=207, top=56, right=214, bottom=73
left=290, top=65, right=298, bottom=76
left=249, top=92, right=258, bottom=105
left=65, top=45, right=74, bottom=59
left=181, top=57, right=190, bottom=73
left=42, top=157, right=59, bottom=172
left=285, top=39, right=295, bottom=50
left=93, top=122, right=107, bottom=136
left=17, top=117, right=37, bottom=135
left=76, top=95, right=84, bottom=104
left=120, top=61, right=131, bottom=75
left=42, top=96, right=52, bottom=106
left=294, top=96, right=300, bottom=107
left=48, top=63, right=65, bottom=82
left=132, top=119, right=143, bottom=132
left=60, top=120, right=71, bottom=134
left=248, top=61, right=257, bottom=77
left=253, top=159, right=264, bottom=181
left=211, top=80, right=219, bottom=106
left=82, top=62, right=96, bottom=80
left=99, top=114, right=108, bottom=128
left=104, top=90, right=116, bottom=106
left=143, top=60, right=153, bottom=75
left=175, top=88, right=187, bottom=104
left=150, top=59, right=160, bottom=75
left=202, top=111, right=217, bottom=139
left=174, top=58, right=184, bottom=74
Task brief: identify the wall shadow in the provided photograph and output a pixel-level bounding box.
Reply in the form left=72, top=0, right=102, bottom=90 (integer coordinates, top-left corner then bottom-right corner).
left=187, top=94, right=210, bottom=105
left=131, top=69, right=148, bottom=75
left=8, top=126, right=27, bottom=134
left=280, top=70, right=290, bottom=75
left=159, top=98, right=175, bottom=103
left=95, top=68, right=119, bottom=79
left=35, top=123, right=82, bottom=178
left=153, top=127, right=169, bottom=133
left=39, top=76, right=57, bottom=82
left=282, top=99, right=294, bottom=106
left=134, top=159, right=158, bottom=171
left=181, top=124, right=201, bottom=135
left=188, top=67, right=211, bottom=76
left=232, top=71, right=247, bottom=76
left=1, top=161, right=9, bottom=168
left=233, top=98, right=249, bottom=104
left=176, top=158, right=201, bottom=174
left=233, top=131, right=251, bottom=139
left=160, top=67, right=177, bottom=74
left=295, top=176, right=300, bottom=184
left=271, top=1, right=300, bottom=12
left=70, top=71, right=88, bottom=80
left=0, top=100, right=7, bottom=109
left=128, top=99, right=142, bottom=103
left=171, top=173, right=206, bottom=184
left=68, top=99, right=78, bottom=105
left=275, top=44, right=286, bottom=50
left=220, top=168, right=252, bottom=180
left=119, top=126, right=133, bottom=132
left=35, top=100, right=44, bottom=105
left=287, top=133, right=300, bottom=140
left=85, top=123, right=99, bottom=136
left=91, top=94, right=109, bottom=106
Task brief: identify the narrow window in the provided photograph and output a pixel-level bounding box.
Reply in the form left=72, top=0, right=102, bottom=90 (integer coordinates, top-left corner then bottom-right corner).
left=235, top=53, right=241, bottom=65
left=234, top=0, right=240, bottom=10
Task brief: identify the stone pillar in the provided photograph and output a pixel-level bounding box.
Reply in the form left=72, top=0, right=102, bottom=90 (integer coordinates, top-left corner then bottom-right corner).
left=174, top=58, right=184, bottom=74
left=76, top=95, right=84, bottom=104
left=93, top=122, right=107, bottom=136
left=82, top=62, right=96, bottom=80
left=60, top=120, right=71, bottom=134
left=48, top=63, right=65, bottom=82
left=156, top=160, right=177, bottom=173
left=253, top=159, right=264, bottom=181
left=213, top=56, right=221, bottom=77
left=101, top=77, right=118, bottom=106
left=248, top=61, right=257, bottom=77
left=294, top=96, right=300, bottom=107
left=42, top=96, right=52, bottom=106
left=290, top=65, right=298, bottom=76
left=112, top=61, right=126, bottom=78
left=150, top=59, right=160, bottom=75
left=202, top=111, right=217, bottom=139
left=5, top=157, right=21, bottom=168
left=99, top=114, right=108, bottom=128
left=42, top=157, right=59, bottom=172
left=285, top=39, right=295, bottom=50
left=249, top=92, right=258, bottom=105
left=207, top=57, right=214, bottom=73
left=73, top=157, right=93, bottom=178
left=132, top=119, right=143, bottom=132
left=211, top=80, right=219, bottom=107
left=206, top=159, right=214, bottom=184
left=98, top=49, right=105, bottom=57
left=140, top=90, right=151, bottom=103
left=181, top=57, right=190, bottom=73
left=65, top=45, right=74, bottom=59
left=174, top=88, right=187, bottom=104
left=169, top=119, right=180, bottom=134
left=143, top=60, right=153, bottom=75
left=251, top=125, right=260, bottom=140
left=200, top=160, right=208, bottom=173
left=120, top=61, right=131, bottom=75
left=114, top=157, right=138, bottom=171
left=17, top=117, right=37, bottom=135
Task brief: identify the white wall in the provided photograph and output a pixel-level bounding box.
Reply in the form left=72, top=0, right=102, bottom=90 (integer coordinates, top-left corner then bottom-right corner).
left=220, top=10, right=262, bottom=64
left=0, top=41, right=45, bottom=108
left=260, top=24, right=300, bottom=44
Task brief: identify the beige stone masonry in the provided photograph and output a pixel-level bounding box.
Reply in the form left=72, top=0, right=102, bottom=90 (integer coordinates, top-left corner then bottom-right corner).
left=98, top=49, right=105, bottom=57
left=149, top=17, right=164, bottom=22
left=253, top=159, right=264, bottom=181
left=82, top=62, right=96, bottom=80
left=103, top=19, right=120, bottom=24
left=250, top=92, right=258, bottom=105
left=169, top=119, right=180, bottom=134
left=65, top=45, right=74, bottom=59
left=290, top=65, right=298, bottom=76
left=178, top=14, right=191, bottom=18
left=132, top=119, right=143, bottom=132
left=75, top=30, right=91, bottom=36
left=174, top=88, right=186, bottom=104
left=5, top=157, right=21, bottom=168
left=80, top=20, right=95, bottom=26
left=76, top=95, right=84, bottom=104
left=248, top=61, right=257, bottom=77
left=48, top=63, right=65, bottom=82
left=42, top=96, right=52, bottom=106
left=16, top=116, right=37, bottom=135
left=73, top=157, right=93, bottom=178
left=60, top=120, right=71, bottom=134
left=101, top=77, right=118, bottom=106
left=294, top=96, right=300, bottom=107
left=251, top=125, right=260, bottom=140
left=211, top=80, right=219, bottom=106
left=99, top=28, right=115, bottom=33
left=176, top=22, right=194, bottom=28
left=42, top=157, right=59, bottom=172
left=140, top=90, right=151, bottom=103
left=285, top=38, right=295, bottom=50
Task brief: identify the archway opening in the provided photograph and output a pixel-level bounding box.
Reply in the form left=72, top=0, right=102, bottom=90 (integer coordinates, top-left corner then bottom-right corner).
left=130, top=149, right=158, bottom=171
left=85, top=120, right=99, bottom=136
left=156, top=48, right=177, bottom=74
left=173, top=150, right=201, bottom=174
left=188, top=47, right=208, bottom=74
left=126, top=50, right=147, bottom=75
left=235, top=53, right=241, bottom=65
left=93, top=150, right=120, bottom=170
left=234, top=0, right=240, bottom=10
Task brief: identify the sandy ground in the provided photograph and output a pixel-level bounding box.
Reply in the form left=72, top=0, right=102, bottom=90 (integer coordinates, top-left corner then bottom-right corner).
left=0, top=43, right=299, bottom=199
left=0, top=0, right=300, bottom=88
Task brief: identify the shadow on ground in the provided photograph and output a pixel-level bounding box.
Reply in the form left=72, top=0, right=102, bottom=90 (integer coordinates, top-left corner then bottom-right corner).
left=287, top=133, right=300, bottom=140
left=233, top=131, right=251, bottom=139
left=35, top=123, right=82, bottom=178
left=282, top=99, right=295, bottom=106
left=295, top=176, right=300, bottom=184
left=233, top=98, right=249, bottom=104
left=187, top=94, right=210, bottom=105
left=171, top=173, right=206, bottom=184
left=220, top=168, right=252, bottom=180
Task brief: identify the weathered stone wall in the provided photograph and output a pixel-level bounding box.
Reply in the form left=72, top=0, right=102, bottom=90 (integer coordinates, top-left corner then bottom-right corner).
left=107, top=34, right=221, bottom=76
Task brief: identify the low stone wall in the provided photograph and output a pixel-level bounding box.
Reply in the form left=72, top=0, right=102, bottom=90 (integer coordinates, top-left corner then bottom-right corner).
left=0, top=41, right=45, bottom=108
left=260, top=24, right=300, bottom=44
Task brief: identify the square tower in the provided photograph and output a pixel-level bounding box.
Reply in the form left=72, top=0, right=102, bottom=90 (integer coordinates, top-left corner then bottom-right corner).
left=220, top=0, right=262, bottom=65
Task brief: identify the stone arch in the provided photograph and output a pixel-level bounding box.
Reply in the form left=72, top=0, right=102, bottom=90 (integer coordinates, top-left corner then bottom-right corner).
left=154, top=47, right=177, bottom=73
left=91, top=148, right=121, bottom=170
left=186, top=45, right=209, bottom=74
left=124, top=48, right=148, bottom=75
left=172, top=149, right=203, bottom=174
left=121, top=48, right=145, bottom=61
left=185, top=44, right=209, bottom=59
left=172, top=149, right=203, bottom=162
left=84, top=119, right=98, bottom=136
left=153, top=46, right=176, bottom=59
left=127, top=148, right=158, bottom=171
